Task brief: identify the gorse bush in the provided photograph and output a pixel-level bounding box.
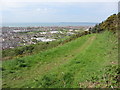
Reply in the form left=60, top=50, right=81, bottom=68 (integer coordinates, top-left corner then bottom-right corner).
left=90, top=12, right=119, bottom=33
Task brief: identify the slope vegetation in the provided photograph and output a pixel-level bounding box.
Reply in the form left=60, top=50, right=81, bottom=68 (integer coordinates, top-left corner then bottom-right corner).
left=2, top=31, right=118, bottom=88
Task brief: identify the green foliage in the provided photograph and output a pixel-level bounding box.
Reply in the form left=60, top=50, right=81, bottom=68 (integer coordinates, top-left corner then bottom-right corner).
left=91, top=13, right=119, bottom=33
left=2, top=31, right=118, bottom=88
left=84, top=64, right=119, bottom=88
left=31, top=39, right=38, bottom=43
left=2, top=13, right=119, bottom=88
left=2, top=31, right=89, bottom=60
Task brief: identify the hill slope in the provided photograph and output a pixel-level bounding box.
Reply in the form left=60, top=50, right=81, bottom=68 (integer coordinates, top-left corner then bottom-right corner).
left=2, top=31, right=118, bottom=88
left=91, top=13, right=119, bottom=33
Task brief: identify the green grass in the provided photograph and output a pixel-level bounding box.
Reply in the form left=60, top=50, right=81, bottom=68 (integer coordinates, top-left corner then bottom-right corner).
left=2, top=31, right=118, bottom=88
left=2, top=31, right=83, bottom=60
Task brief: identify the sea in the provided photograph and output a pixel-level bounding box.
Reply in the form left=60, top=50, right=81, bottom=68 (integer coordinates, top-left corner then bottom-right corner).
left=1, top=22, right=98, bottom=27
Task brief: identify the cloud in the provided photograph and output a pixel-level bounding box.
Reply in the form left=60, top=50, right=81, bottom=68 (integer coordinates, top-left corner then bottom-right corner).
left=1, top=0, right=119, bottom=11
left=1, top=2, right=28, bottom=11
left=1, top=0, right=119, bottom=2
left=1, top=1, right=118, bottom=23
left=36, top=8, right=49, bottom=13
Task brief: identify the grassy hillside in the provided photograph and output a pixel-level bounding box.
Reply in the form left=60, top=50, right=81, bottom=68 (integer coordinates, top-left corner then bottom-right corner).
left=2, top=30, right=85, bottom=61
left=2, top=31, right=118, bottom=88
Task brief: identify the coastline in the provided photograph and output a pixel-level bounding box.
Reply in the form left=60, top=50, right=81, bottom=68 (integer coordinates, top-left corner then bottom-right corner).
left=2, top=22, right=97, bottom=27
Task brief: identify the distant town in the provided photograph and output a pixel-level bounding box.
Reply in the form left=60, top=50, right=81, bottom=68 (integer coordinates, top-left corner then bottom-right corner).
left=1, top=26, right=92, bottom=50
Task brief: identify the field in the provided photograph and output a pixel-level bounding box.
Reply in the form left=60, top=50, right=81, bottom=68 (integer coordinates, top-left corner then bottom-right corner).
left=2, top=31, right=118, bottom=88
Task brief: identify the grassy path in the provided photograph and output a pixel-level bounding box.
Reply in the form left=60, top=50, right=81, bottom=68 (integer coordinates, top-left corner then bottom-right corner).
left=2, top=31, right=118, bottom=88
left=3, top=34, right=96, bottom=87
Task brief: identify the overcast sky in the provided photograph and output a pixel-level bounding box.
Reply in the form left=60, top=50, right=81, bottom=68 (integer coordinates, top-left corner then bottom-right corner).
left=0, top=0, right=119, bottom=23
